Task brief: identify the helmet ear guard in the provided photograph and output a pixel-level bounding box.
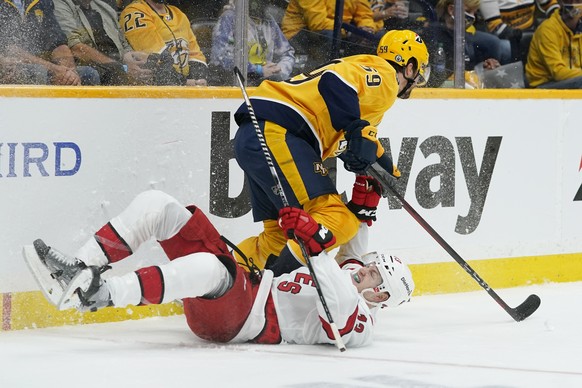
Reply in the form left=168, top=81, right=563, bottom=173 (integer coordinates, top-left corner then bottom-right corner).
left=360, top=252, right=415, bottom=308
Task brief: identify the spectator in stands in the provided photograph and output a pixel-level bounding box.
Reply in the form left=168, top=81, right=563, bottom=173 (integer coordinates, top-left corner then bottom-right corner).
left=526, top=0, right=582, bottom=88
left=0, top=0, right=99, bottom=85
left=479, top=0, right=560, bottom=62
left=53, top=0, right=153, bottom=85
left=210, top=0, right=295, bottom=86
left=281, top=0, right=380, bottom=70
left=120, top=0, right=209, bottom=86
left=424, top=0, right=511, bottom=87
left=369, top=0, right=424, bottom=31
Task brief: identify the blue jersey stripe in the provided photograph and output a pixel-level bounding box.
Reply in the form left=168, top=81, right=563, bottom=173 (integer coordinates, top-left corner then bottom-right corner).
left=235, top=99, right=320, bottom=156
left=317, top=72, right=360, bottom=132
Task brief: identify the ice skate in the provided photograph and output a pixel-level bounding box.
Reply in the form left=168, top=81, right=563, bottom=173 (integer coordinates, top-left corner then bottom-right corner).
left=32, top=239, right=86, bottom=285
left=23, top=239, right=85, bottom=307
left=59, top=266, right=112, bottom=312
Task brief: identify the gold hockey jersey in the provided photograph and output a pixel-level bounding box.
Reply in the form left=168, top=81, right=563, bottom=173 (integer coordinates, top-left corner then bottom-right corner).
left=282, top=0, right=377, bottom=40
left=119, top=0, right=206, bottom=77
left=236, top=55, right=399, bottom=161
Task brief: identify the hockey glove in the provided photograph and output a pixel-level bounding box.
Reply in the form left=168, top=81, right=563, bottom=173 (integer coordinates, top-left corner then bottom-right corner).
left=278, top=207, right=336, bottom=256
left=342, top=119, right=378, bottom=173
left=376, top=153, right=401, bottom=178
left=347, top=175, right=383, bottom=226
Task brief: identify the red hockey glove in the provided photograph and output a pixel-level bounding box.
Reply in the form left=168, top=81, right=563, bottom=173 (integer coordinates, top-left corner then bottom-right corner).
left=347, top=175, right=383, bottom=226
left=278, top=207, right=336, bottom=256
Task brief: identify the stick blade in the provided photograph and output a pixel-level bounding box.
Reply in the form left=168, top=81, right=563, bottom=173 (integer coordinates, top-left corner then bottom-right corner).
left=512, top=294, right=541, bottom=322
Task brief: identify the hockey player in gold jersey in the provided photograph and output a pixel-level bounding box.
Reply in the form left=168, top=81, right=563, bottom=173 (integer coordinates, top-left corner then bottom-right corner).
left=119, top=0, right=208, bottom=85
left=233, top=30, right=429, bottom=275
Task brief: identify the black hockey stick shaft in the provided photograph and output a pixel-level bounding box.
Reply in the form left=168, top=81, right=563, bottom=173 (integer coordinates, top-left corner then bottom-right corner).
left=367, top=164, right=540, bottom=322
left=233, top=67, right=347, bottom=351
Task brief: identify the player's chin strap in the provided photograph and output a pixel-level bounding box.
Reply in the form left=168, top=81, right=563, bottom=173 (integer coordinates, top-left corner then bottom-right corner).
left=220, top=235, right=262, bottom=284
left=397, top=70, right=419, bottom=98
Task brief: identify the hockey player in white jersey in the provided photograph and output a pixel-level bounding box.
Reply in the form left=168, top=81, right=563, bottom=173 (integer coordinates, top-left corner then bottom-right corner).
left=23, top=189, right=414, bottom=347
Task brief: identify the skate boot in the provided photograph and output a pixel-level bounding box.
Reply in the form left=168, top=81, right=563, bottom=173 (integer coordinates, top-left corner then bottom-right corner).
left=33, top=239, right=86, bottom=287
left=59, top=266, right=113, bottom=312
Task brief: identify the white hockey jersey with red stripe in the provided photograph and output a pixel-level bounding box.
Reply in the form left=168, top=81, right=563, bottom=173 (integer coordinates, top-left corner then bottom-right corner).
left=271, top=251, right=376, bottom=346
left=227, top=223, right=375, bottom=346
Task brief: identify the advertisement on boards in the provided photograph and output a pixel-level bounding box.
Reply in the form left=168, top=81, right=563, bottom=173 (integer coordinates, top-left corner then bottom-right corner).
left=1, top=96, right=581, bottom=293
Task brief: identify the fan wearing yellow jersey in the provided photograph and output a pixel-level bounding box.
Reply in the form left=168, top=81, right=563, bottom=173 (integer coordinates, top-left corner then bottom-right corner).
left=119, top=0, right=208, bottom=86
left=479, top=0, right=559, bottom=61
left=233, top=30, right=430, bottom=275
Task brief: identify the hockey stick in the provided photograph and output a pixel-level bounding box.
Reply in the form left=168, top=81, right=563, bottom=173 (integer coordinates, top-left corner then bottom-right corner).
left=233, top=67, right=347, bottom=352
left=366, top=163, right=541, bottom=322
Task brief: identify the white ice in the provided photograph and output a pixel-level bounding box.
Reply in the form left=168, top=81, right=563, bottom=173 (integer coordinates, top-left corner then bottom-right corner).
left=1, top=282, right=581, bottom=388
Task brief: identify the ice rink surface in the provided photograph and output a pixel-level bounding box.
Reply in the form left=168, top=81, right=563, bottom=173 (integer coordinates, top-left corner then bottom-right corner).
left=1, top=282, right=580, bottom=388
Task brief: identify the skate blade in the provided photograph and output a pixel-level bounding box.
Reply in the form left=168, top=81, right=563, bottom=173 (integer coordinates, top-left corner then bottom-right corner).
left=58, top=291, right=82, bottom=311
left=57, top=270, right=91, bottom=311
left=22, top=245, right=63, bottom=307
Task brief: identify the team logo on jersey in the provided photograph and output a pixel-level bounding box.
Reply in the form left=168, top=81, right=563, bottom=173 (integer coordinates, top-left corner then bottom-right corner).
left=313, top=162, right=328, bottom=176
left=332, top=139, right=348, bottom=157
left=166, top=39, right=190, bottom=69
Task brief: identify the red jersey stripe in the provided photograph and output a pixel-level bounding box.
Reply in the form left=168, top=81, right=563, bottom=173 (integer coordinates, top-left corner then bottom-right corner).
left=319, top=307, right=359, bottom=340
left=95, top=222, right=132, bottom=263
left=136, top=266, right=165, bottom=305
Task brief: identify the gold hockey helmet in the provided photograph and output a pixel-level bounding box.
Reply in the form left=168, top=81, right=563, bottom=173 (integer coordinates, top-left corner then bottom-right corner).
left=377, top=30, right=430, bottom=86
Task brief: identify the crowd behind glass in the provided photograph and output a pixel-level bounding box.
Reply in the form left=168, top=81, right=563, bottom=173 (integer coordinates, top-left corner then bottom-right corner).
left=2, top=0, right=580, bottom=89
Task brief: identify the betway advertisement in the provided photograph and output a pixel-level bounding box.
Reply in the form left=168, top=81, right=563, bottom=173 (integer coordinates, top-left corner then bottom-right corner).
left=1, top=94, right=581, bottom=292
